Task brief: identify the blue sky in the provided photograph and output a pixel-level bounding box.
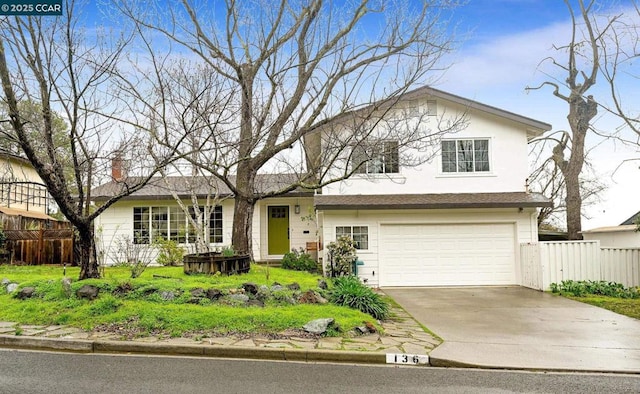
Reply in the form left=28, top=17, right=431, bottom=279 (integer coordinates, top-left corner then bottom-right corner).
left=79, top=0, right=639, bottom=229
left=438, top=0, right=640, bottom=229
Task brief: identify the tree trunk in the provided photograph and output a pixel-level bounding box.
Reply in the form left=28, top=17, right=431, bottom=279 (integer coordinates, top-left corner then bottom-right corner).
left=231, top=196, right=255, bottom=258
left=562, top=94, right=595, bottom=240
left=564, top=169, right=583, bottom=240
left=76, top=223, right=100, bottom=279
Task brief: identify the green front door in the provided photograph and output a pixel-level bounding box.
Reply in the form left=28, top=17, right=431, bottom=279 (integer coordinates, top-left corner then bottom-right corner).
left=268, top=206, right=289, bottom=255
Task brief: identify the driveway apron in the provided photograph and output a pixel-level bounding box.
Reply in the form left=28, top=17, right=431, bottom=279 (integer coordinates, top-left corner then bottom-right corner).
left=383, top=286, right=640, bottom=373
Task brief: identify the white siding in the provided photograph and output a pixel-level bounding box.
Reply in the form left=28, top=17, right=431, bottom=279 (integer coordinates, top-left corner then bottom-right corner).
left=322, top=98, right=532, bottom=196
left=320, top=208, right=537, bottom=287
left=96, top=196, right=316, bottom=265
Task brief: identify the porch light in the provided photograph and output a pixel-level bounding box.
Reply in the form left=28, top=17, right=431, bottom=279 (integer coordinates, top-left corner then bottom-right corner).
left=294, top=204, right=301, bottom=214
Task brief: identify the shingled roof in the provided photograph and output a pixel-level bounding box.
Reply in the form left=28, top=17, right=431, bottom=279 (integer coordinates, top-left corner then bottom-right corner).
left=314, top=192, right=552, bottom=210
left=91, top=174, right=314, bottom=201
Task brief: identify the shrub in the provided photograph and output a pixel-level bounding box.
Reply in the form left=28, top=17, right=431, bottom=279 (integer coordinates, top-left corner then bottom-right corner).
left=281, top=248, right=317, bottom=272
left=330, top=275, right=389, bottom=320
left=109, top=236, right=156, bottom=278
left=155, top=239, right=184, bottom=266
left=551, top=280, right=640, bottom=299
left=326, top=236, right=357, bottom=277
left=222, top=245, right=236, bottom=257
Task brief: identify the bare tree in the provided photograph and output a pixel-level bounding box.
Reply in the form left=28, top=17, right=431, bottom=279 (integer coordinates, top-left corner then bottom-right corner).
left=528, top=135, right=605, bottom=229
left=0, top=1, right=177, bottom=279
left=117, top=0, right=464, bottom=257
left=526, top=0, right=622, bottom=239
left=599, top=1, right=640, bottom=138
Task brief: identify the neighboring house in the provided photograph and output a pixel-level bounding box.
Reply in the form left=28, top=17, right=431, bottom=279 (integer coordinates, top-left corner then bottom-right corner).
left=582, top=211, right=640, bottom=247
left=0, top=148, right=55, bottom=228
left=92, top=86, right=552, bottom=287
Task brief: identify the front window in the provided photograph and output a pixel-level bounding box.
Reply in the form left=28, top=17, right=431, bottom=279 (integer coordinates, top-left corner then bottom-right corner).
left=133, top=207, right=150, bottom=244
left=336, top=226, right=368, bottom=250
left=352, top=140, right=399, bottom=174
left=442, top=139, right=490, bottom=173
left=133, top=205, right=223, bottom=244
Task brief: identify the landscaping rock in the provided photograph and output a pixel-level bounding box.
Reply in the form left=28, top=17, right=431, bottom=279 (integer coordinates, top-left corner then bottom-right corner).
left=298, top=290, right=328, bottom=304
left=255, top=286, right=270, bottom=301
left=247, top=299, right=265, bottom=307
left=317, top=279, right=328, bottom=290
left=160, top=291, right=175, bottom=301
left=365, top=321, right=377, bottom=333
left=206, top=288, right=223, bottom=301
left=190, top=288, right=205, bottom=298
left=242, top=282, right=259, bottom=295
left=16, top=286, right=36, bottom=299
left=270, top=284, right=284, bottom=292
left=228, top=288, right=245, bottom=295
left=112, top=282, right=133, bottom=297
left=61, top=277, right=72, bottom=298
left=76, top=284, right=100, bottom=300
left=142, top=288, right=157, bottom=297
left=355, top=326, right=369, bottom=335
left=6, top=283, right=18, bottom=293
left=1, top=278, right=9, bottom=287
left=271, top=281, right=281, bottom=286
left=303, top=318, right=335, bottom=335
left=287, top=282, right=300, bottom=291
left=228, top=294, right=249, bottom=304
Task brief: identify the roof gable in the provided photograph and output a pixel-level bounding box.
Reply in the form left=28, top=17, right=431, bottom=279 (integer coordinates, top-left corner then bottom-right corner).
left=403, top=86, right=552, bottom=139
left=620, top=211, right=640, bottom=226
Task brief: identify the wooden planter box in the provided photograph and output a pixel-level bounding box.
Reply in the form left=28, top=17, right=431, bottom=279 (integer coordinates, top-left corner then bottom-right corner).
left=183, top=252, right=251, bottom=275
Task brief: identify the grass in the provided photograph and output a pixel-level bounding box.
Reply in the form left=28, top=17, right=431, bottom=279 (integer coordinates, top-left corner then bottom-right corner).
left=550, top=280, right=640, bottom=321
left=565, top=295, right=640, bottom=320
left=0, top=264, right=378, bottom=337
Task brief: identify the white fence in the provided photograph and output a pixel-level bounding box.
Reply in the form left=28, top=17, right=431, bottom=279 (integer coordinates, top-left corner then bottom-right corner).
left=520, top=241, right=640, bottom=290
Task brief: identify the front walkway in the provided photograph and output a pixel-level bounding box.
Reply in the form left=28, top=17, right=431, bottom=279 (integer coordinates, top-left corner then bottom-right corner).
left=0, top=305, right=440, bottom=356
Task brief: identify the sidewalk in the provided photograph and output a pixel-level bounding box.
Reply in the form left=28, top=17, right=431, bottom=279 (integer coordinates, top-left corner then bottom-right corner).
left=0, top=306, right=441, bottom=365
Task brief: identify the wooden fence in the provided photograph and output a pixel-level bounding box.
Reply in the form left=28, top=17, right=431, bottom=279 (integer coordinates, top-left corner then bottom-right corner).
left=3, top=228, right=74, bottom=265
left=520, top=241, right=640, bottom=290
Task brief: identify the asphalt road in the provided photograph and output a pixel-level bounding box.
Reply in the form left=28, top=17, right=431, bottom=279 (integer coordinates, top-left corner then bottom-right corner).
left=1, top=349, right=639, bottom=393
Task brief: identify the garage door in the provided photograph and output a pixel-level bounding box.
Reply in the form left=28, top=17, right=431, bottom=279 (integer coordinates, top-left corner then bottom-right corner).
left=380, top=223, right=516, bottom=287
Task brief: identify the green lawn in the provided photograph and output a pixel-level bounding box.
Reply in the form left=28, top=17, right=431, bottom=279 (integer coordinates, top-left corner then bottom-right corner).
left=566, top=295, right=640, bottom=320
left=550, top=280, right=640, bottom=321
left=0, top=264, right=378, bottom=338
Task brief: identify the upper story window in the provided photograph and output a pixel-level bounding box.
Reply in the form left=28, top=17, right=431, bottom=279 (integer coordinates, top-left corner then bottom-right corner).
left=352, top=140, right=399, bottom=174
left=441, top=139, right=490, bottom=173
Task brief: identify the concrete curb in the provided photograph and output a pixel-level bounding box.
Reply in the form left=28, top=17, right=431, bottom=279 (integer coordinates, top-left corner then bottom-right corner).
left=0, top=335, right=93, bottom=353
left=0, top=334, right=387, bottom=365
left=428, top=354, right=640, bottom=375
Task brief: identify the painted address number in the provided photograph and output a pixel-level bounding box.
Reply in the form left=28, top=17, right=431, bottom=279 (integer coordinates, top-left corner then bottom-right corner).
left=386, top=353, right=429, bottom=365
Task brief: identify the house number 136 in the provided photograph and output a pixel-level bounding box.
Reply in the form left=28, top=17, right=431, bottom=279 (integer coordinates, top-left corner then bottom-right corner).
left=386, top=353, right=428, bottom=365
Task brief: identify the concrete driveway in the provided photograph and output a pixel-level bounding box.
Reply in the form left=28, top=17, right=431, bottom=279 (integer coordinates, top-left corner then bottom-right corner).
left=383, top=286, right=640, bottom=373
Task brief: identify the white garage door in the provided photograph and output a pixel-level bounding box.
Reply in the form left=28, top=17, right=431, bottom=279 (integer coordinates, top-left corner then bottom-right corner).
left=380, top=223, right=516, bottom=287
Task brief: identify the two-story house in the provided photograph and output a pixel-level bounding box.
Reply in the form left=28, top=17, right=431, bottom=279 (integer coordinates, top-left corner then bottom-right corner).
left=92, top=86, right=551, bottom=287
left=314, top=87, right=551, bottom=287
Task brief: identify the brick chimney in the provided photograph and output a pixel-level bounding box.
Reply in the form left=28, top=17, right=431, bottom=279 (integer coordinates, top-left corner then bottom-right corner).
left=112, top=154, right=126, bottom=182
